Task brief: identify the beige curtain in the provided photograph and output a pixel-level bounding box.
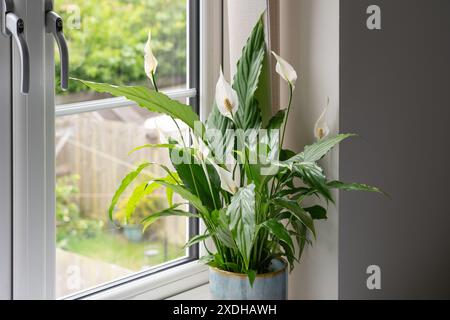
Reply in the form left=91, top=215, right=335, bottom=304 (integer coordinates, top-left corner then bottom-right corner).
left=223, top=0, right=279, bottom=110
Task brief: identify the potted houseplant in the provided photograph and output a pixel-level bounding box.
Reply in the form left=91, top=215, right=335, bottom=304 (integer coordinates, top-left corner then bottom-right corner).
left=74, top=17, right=382, bottom=300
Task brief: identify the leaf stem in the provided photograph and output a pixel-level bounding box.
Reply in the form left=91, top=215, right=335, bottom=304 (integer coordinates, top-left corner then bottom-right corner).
left=151, top=72, right=159, bottom=92
left=280, top=84, right=293, bottom=150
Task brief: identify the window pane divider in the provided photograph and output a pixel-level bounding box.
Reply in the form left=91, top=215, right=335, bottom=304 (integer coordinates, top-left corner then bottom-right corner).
left=55, top=88, right=197, bottom=117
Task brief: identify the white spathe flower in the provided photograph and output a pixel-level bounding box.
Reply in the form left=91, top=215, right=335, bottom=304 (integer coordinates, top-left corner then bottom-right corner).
left=272, top=51, right=298, bottom=87
left=210, top=161, right=239, bottom=194
left=314, top=98, right=331, bottom=140
left=144, top=31, right=158, bottom=79
left=192, top=135, right=210, bottom=161
left=215, top=68, right=239, bottom=120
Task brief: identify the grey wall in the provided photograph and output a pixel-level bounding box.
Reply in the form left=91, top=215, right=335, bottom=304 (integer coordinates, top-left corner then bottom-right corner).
left=340, top=0, right=450, bottom=299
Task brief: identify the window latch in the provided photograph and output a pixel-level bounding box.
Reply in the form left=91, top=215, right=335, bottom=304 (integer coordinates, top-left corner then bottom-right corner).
left=45, top=0, right=69, bottom=91
left=1, top=0, right=30, bottom=95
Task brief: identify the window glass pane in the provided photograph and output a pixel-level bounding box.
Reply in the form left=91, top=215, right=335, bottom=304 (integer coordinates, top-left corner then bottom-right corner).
left=55, top=106, right=190, bottom=298
left=55, top=0, right=188, bottom=105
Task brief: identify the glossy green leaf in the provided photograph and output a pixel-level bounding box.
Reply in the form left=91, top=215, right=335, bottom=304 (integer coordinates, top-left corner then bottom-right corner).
left=166, top=187, right=174, bottom=207
left=260, top=109, right=286, bottom=163
left=108, top=163, right=151, bottom=222
left=284, top=134, right=355, bottom=165
left=328, top=181, right=385, bottom=194
left=73, top=79, right=204, bottom=133
left=199, top=255, right=215, bottom=264
left=124, top=181, right=160, bottom=224
left=153, top=180, right=209, bottom=217
left=226, top=184, right=256, bottom=269
left=210, top=210, right=237, bottom=250
left=205, top=103, right=234, bottom=160
left=232, top=17, right=265, bottom=130
left=141, top=203, right=197, bottom=232
left=254, top=39, right=272, bottom=128
left=128, top=143, right=177, bottom=155
left=247, top=270, right=257, bottom=287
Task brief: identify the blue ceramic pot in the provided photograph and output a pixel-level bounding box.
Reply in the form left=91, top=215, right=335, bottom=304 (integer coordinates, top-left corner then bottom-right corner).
left=209, top=259, right=287, bottom=300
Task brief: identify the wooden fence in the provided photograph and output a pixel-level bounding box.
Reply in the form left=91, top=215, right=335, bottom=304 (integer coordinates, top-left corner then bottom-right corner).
left=56, top=111, right=187, bottom=245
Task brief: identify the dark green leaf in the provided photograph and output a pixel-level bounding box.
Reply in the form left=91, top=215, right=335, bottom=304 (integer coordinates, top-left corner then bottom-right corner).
left=275, top=187, right=311, bottom=199
left=153, top=180, right=209, bottom=216
left=273, top=198, right=316, bottom=238
left=291, top=219, right=309, bottom=261
left=328, top=181, right=385, bottom=194
left=304, top=205, right=328, bottom=220
left=280, top=149, right=296, bottom=162
left=141, top=203, right=197, bottom=232
left=262, top=219, right=295, bottom=254
left=170, top=147, right=221, bottom=211
left=184, top=233, right=212, bottom=249
left=279, top=241, right=296, bottom=272
left=295, top=162, right=334, bottom=203
left=266, top=109, right=286, bottom=131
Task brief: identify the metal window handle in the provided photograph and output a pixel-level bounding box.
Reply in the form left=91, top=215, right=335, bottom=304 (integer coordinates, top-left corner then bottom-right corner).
left=45, top=0, right=69, bottom=91
left=1, top=0, right=30, bottom=95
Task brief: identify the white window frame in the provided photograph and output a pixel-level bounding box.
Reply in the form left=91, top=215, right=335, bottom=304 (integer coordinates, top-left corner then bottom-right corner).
left=0, top=18, right=12, bottom=301
left=11, top=0, right=223, bottom=300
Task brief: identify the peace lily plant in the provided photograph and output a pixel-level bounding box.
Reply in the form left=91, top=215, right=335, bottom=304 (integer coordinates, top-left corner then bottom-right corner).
left=74, top=17, right=381, bottom=292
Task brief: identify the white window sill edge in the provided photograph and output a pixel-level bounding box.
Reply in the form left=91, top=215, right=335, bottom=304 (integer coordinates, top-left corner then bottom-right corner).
left=167, top=284, right=211, bottom=300
left=82, top=261, right=209, bottom=300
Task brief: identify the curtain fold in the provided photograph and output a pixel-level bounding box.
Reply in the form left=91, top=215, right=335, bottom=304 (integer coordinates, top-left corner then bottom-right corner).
left=223, top=0, right=279, bottom=111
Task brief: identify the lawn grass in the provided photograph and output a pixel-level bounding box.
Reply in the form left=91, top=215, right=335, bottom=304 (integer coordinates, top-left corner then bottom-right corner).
left=62, top=232, right=185, bottom=271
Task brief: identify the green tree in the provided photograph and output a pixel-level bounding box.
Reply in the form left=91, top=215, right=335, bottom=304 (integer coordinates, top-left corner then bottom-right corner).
left=56, top=0, right=187, bottom=94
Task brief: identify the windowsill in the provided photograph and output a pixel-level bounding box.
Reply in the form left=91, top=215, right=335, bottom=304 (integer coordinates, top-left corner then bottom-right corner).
left=166, top=284, right=211, bottom=300
left=81, top=261, right=209, bottom=300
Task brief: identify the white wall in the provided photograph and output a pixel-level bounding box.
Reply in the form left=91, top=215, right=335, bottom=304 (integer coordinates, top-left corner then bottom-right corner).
left=224, top=0, right=340, bottom=300
left=279, top=0, right=340, bottom=300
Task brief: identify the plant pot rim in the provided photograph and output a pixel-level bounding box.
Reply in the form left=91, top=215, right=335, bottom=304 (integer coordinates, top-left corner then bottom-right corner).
left=209, top=258, right=287, bottom=279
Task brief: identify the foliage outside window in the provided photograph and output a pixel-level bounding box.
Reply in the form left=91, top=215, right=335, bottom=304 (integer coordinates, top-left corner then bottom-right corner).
left=56, top=0, right=187, bottom=95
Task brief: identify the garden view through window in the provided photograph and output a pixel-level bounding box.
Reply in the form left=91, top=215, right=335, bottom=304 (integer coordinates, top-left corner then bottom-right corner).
left=54, top=0, right=192, bottom=298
